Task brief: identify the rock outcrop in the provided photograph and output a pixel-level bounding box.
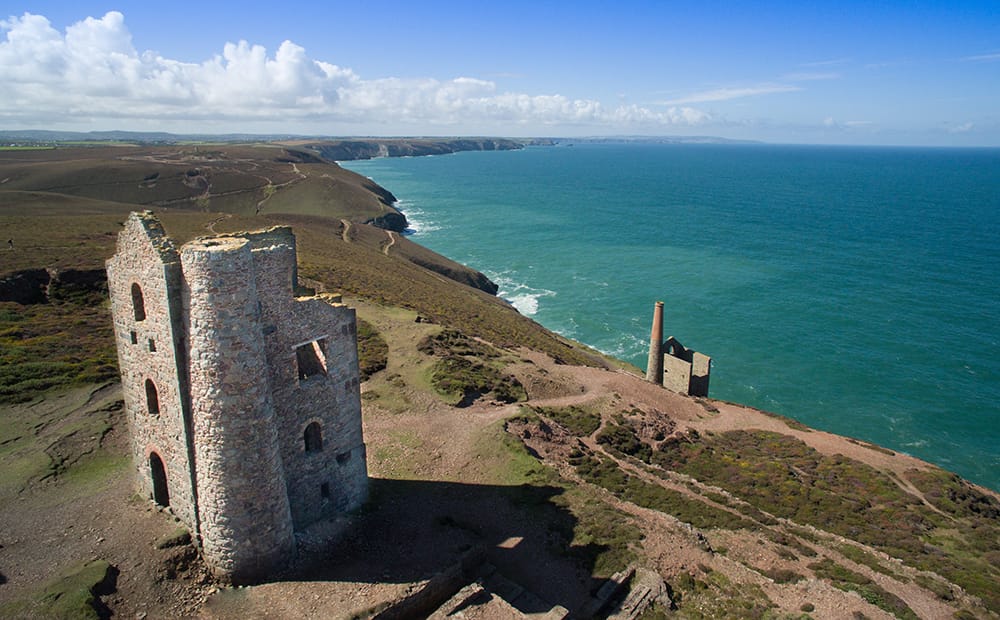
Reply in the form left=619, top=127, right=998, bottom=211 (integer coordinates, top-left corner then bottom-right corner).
left=302, top=138, right=525, bottom=162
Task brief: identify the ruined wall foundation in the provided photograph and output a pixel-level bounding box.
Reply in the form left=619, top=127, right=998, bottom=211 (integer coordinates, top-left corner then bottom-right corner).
left=644, top=301, right=711, bottom=397
left=107, top=212, right=368, bottom=583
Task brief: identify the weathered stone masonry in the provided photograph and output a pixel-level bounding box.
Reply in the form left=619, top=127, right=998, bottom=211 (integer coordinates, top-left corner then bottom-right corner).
left=107, top=212, right=368, bottom=583
left=645, top=300, right=711, bottom=397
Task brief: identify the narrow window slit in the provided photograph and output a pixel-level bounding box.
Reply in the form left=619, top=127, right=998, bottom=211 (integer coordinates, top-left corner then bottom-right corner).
left=145, top=379, right=160, bottom=416
left=131, top=283, right=146, bottom=321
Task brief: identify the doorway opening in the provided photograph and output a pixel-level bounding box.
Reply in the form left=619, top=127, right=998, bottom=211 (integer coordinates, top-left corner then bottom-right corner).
left=149, top=452, right=170, bottom=507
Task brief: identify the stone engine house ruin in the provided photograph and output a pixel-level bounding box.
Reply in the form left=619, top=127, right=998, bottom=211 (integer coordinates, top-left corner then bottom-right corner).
left=106, top=212, right=368, bottom=583
left=645, top=301, right=711, bottom=397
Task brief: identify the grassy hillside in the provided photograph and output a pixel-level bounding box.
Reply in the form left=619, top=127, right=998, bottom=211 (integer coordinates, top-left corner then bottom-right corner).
left=0, top=143, right=402, bottom=227
left=0, top=145, right=607, bottom=401
left=1, top=142, right=998, bottom=619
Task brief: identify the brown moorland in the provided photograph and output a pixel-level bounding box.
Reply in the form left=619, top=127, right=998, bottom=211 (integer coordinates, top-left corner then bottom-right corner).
left=0, top=142, right=997, bottom=619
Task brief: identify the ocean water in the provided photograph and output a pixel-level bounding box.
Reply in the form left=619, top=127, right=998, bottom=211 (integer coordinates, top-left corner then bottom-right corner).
left=341, top=143, right=1000, bottom=491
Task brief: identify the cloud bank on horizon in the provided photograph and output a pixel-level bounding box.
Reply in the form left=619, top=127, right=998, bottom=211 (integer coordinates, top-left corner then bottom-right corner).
left=0, top=11, right=707, bottom=135
left=0, top=8, right=997, bottom=145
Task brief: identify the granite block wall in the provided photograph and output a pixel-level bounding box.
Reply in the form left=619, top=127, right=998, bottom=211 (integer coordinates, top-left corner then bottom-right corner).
left=107, top=212, right=368, bottom=584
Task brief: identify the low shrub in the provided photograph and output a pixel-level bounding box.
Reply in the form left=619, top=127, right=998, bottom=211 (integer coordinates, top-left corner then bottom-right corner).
left=429, top=356, right=525, bottom=406
left=532, top=405, right=601, bottom=437
left=355, top=318, right=388, bottom=380
left=597, top=422, right=652, bottom=463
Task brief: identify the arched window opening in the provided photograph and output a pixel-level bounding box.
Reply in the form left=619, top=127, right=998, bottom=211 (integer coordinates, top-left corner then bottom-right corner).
left=145, top=379, right=160, bottom=416
left=149, top=452, right=170, bottom=507
left=304, top=422, right=323, bottom=453
left=131, top=283, right=146, bottom=322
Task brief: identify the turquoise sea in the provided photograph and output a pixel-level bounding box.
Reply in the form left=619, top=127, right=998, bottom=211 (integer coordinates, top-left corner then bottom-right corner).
left=341, top=143, right=1000, bottom=491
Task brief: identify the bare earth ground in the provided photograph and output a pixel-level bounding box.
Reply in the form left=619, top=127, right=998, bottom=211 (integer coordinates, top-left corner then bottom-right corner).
left=1, top=298, right=995, bottom=619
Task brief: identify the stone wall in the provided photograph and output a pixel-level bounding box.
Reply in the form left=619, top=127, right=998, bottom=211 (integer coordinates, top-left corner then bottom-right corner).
left=108, top=212, right=369, bottom=583
left=661, top=353, right=694, bottom=396
left=660, top=336, right=711, bottom=397
left=105, top=213, right=198, bottom=533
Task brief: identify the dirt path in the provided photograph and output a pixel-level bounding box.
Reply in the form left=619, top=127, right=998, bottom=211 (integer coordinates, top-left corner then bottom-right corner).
left=205, top=213, right=232, bottom=234
left=5, top=298, right=991, bottom=619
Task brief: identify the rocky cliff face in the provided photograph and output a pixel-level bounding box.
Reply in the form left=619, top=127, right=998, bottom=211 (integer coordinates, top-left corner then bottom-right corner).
left=302, top=138, right=525, bottom=162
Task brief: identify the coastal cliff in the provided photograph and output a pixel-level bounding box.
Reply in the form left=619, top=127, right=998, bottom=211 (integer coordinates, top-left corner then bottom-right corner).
left=1, top=138, right=997, bottom=620
left=293, top=137, right=525, bottom=161
left=0, top=143, right=498, bottom=297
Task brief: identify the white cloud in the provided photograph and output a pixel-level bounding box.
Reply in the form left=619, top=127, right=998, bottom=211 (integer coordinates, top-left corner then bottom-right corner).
left=781, top=72, right=840, bottom=81
left=823, top=117, right=874, bottom=130
left=0, top=11, right=709, bottom=132
left=961, top=52, right=1000, bottom=62
left=949, top=122, right=974, bottom=133
left=799, top=58, right=850, bottom=67
left=659, top=84, right=800, bottom=106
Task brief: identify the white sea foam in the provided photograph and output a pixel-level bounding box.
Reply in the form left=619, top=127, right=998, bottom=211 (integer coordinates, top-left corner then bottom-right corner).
left=489, top=271, right=555, bottom=317
left=393, top=200, right=441, bottom=236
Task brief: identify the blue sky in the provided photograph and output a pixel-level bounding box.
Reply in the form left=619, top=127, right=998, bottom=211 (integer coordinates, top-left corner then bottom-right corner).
left=1, top=1, right=997, bottom=145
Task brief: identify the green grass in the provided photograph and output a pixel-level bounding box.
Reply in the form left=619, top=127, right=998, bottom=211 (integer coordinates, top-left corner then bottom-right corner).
left=808, top=558, right=918, bottom=620
left=417, top=328, right=501, bottom=359
left=58, top=451, right=129, bottom=490
left=0, top=296, right=117, bottom=403
left=761, top=567, right=805, bottom=584
left=0, top=381, right=125, bottom=505
left=836, top=543, right=903, bottom=580
left=415, top=327, right=526, bottom=404
left=490, top=419, right=640, bottom=577
left=356, top=317, right=388, bottom=380
left=0, top=559, right=115, bottom=619
left=671, top=569, right=776, bottom=619
left=571, top=453, right=755, bottom=531
left=427, top=355, right=526, bottom=405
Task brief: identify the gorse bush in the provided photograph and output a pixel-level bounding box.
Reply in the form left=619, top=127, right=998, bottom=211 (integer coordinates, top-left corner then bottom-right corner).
left=655, top=429, right=1000, bottom=614
left=596, top=422, right=652, bottom=463
left=428, top=356, right=525, bottom=405
left=531, top=405, right=601, bottom=437
left=0, top=297, right=117, bottom=403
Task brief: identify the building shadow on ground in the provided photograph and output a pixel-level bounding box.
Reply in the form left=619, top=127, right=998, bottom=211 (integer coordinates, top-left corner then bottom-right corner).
left=290, top=477, right=616, bottom=615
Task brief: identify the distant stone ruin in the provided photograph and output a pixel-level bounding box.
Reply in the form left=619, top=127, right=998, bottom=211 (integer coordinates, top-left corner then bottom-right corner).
left=645, top=301, right=711, bottom=397
left=106, top=212, right=367, bottom=583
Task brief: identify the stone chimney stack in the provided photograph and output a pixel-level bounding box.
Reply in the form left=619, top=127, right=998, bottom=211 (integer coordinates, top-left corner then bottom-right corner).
left=646, top=301, right=664, bottom=384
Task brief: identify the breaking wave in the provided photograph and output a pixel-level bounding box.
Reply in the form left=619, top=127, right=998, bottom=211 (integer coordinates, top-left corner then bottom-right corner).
left=488, top=271, right=555, bottom=317
left=394, top=200, right=441, bottom=235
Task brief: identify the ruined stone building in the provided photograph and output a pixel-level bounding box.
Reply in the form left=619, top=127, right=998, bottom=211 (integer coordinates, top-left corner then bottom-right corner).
left=106, top=212, right=367, bottom=583
left=646, top=301, right=711, bottom=397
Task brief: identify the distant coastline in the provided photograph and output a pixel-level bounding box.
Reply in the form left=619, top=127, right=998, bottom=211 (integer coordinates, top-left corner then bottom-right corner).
left=0, top=130, right=758, bottom=152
